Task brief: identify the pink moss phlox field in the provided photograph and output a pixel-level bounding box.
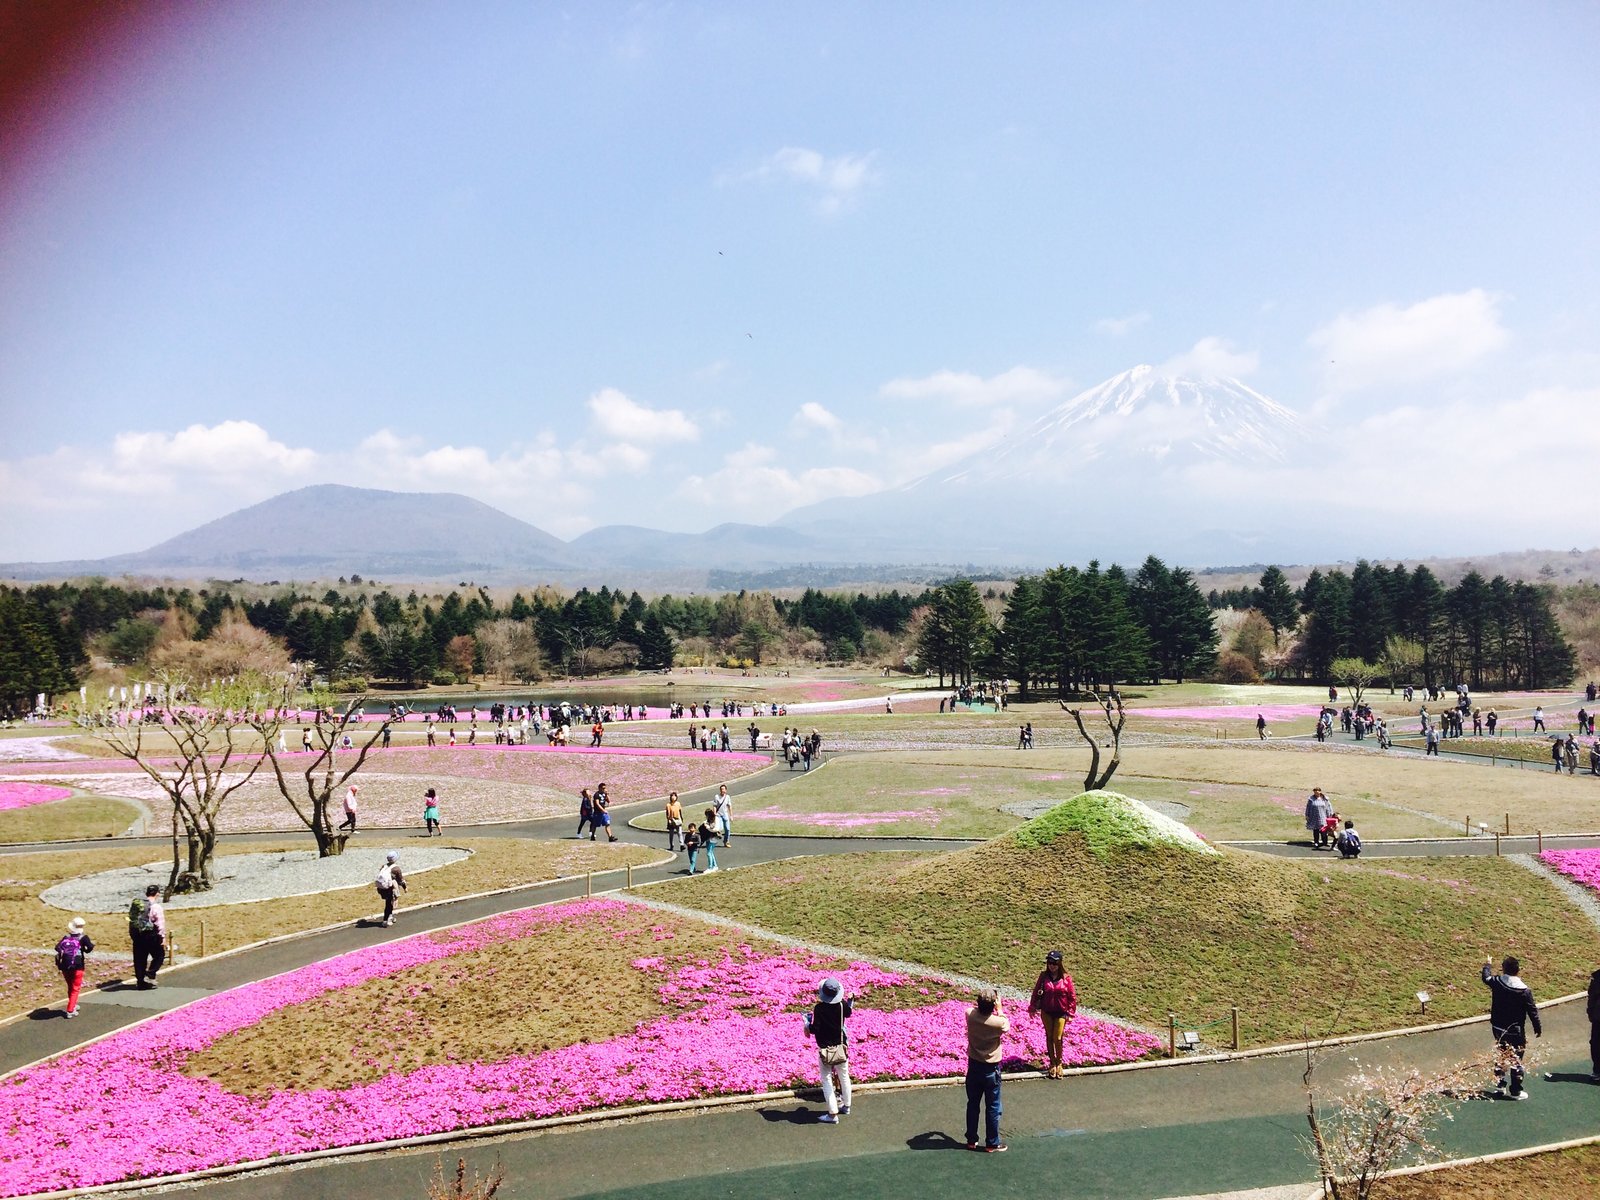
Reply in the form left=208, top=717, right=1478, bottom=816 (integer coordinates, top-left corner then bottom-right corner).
left=1538, top=849, right=1600, bottom=893
left=0, top=782, right=72, bottom=811
left=1127, top=703, right=1323, bottom=721
left=738, top=805, right=941, bottom=829
left=0, top=898, right=1156, bottom=1194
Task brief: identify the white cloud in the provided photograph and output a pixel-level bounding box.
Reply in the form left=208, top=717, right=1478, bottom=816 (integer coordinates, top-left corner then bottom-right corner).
left=111, top=420, right=317, bottom=475
left=792, top=401, right=842, bottom=435
left=733, top=146, right=879, bottom=214
left=1308, top=288, right=1509, bottom=390
left=1093, top=311, right=1151, bottom=337
left=878, top=366, right=1071, bottom=408
left=679, top=442, right=882, bottom=511
left=1161, top=336, right=1259, bottom=378
left=586, top=387, right=697, bottom=445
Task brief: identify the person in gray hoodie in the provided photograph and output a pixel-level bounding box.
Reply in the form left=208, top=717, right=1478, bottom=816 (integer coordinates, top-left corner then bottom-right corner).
left=1482, top=954, right=1541, bottom=1099
left=1304, top=789, right=1332, bottom=849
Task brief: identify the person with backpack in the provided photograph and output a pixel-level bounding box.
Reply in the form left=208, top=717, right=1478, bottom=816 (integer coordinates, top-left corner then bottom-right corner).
left=1336, top=819, right=1363, bottom=859
left=805, top=977, right=853, bottom=1123
left=1482, top=954, right=1541, bottom=1099
left=375, top=852, right=407, bottom=927
left=55, top=917, right=95, bottom=1018
left=127, top=884, right=166, bottom=988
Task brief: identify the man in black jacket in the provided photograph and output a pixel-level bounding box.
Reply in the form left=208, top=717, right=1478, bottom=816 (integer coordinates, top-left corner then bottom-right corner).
left=1587, top=968, right=1600, bottom=1082
left=1483, top=955, right=1541, bottom=1099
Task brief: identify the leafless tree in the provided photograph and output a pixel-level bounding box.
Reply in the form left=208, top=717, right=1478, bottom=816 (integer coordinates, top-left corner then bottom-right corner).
left=251, top=686, right=389, bottom=858
left=1060, top=689, right=1126, bottom=791
left=85, top=672, right=285, bottom=894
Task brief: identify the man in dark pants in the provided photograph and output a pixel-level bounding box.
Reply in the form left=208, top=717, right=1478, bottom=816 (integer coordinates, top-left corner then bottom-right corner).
left=1482, top=954, right=1541, bottom=1099
left=1588, top=968, right=1600, bottom=1083
left=128, top=884, right=166, bottom=988
left=964, top=988, right=1009, bottom=1152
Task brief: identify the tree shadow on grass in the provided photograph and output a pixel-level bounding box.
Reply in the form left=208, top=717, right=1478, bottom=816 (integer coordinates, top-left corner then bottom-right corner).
left=1542, top=1071, right=1600, bottom=1086
left=907, top=1131, right=968, bottom=1151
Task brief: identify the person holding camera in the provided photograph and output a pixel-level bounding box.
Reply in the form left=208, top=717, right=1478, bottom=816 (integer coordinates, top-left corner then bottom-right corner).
left=1482, top=953, right=1541, bottom=1099
left=806, top=977, right=853, bottom=1123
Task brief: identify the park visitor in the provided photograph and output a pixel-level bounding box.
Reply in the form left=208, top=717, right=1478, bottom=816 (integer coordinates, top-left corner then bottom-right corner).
left=665, top=791, right=683, bottom=851
left=375, top=852, right=407, bottom=927
left=1304, top=788, right=1332, bottom=849
left=54, top=917, right=94, bottom=1018
left=683, top=816, right=702, bottom=874
left=592, top=784, right=616, bottom=842
left=1336, top=819, right=1362, bottom=859
left=806, top=977, right=853, bottom=1123
left=1586, top=967, right=1600, bottom=1082
left=127, top=884, right=166, bottom=988
left=1533, top=706, right=1546, bottom=732
left=965, top=988, right=1008, bottom=1152
left=422, top=788, right=441, bottom=836
left=1256, top=713, right=1267, bottom=740
left=576, top=788, right=594, bottom=839
left=1482, top=954, right=1540, bottom=1100
left=1028, top=950, right=1078, bottom=1078
left=714, top=784, right=732, bottom=845
left=339, top=785, right=358, bottom=833
left=696, top=808, right=719, bottom=872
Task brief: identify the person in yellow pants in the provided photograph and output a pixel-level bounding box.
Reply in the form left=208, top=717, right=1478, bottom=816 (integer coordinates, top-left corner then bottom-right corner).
left=1028, top=950, right=1078, bottom=1078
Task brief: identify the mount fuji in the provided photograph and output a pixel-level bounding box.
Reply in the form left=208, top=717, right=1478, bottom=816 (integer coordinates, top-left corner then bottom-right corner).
left=777, top=365, right=1321, bottom=566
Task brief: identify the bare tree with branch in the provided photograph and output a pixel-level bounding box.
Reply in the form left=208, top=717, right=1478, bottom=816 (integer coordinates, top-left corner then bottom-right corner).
left=1060, top=689, right=1126, bottom=791
left=252, top=687, right=389, bottom=858
left=84, top=672, right=285, bottom=895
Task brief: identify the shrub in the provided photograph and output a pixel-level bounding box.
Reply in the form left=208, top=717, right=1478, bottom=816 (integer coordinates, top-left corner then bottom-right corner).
left=1013, top=790, right=1218, bottom=859
left=330, top=675, right=367, bottom=692
left=1215, top=650, right=1261, bottom=684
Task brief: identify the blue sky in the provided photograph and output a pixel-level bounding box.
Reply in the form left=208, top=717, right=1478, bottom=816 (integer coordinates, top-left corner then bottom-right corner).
left=2, top=2, right=1597, bottom=561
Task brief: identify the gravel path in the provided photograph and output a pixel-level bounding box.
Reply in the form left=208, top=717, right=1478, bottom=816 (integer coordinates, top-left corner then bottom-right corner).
left=39, top=846, right=471, bottom=913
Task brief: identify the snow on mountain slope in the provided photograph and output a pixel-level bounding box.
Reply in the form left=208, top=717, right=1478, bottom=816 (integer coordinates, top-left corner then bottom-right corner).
left=903, top=365, right=1306, bottom=490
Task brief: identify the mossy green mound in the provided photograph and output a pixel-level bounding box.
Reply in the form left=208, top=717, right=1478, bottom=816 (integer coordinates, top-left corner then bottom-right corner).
left=1014, top=789, right=1218, bottom=858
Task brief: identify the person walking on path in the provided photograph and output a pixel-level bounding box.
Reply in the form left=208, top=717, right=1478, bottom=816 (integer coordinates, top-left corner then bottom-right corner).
left=696, top=808, right=719, bottom=872
left=683, top=816, right=702, bottom=874
left=422, top=788, right=441, bottom=836
left=714, top=784, right=732, bottom=846
left=1304, top=788, right=1332, bottom=849
left=1482, top=954, right=1540, bottom=1099
left=1029, top=950, right=1078, bottom=1078
left=576, top=788, right=594, bottom=839
left=55, top=917, right=94, bottom=1018
left=1533, top=706, right=1546, bottom=732
left=375, top=852, right=407, bottom=927
left=1256, top=713, right=1267, bottom=740
left=339, top=785, right=358, bottom=834
left=127, top=884, right=165, bottom=988
left=965, top=988, right=1008, bottom=1152
left=1586, top=967, right=1600, bottom=1082
left=1552, top=738, right=1566, bottom=773
left=1425, top=724, right=1441, bottom=756
left=592, top=784, right=617, bottom=843
left=806, top=977, right=853, bottom=1123
left=665, top=792, right=684, bottom=852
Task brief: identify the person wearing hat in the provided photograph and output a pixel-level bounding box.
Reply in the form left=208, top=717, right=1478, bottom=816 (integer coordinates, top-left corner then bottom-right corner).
left=54, top=918, right=95, bottom=1018
left=804, top=977, right=854, bottom=1123
left=127, top=883, right=166, bottom=988
left=1028, top=950, right=1078, bottom=1078
left=375, top=852, right=407, bottom=927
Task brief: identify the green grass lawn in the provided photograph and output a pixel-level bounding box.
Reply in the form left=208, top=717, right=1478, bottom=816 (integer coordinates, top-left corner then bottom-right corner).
left=0, top=794, right=142, bottom=842
left=635, top=751, right=1455, bottom=841
left=647, top=828, right=1600, bottom=1046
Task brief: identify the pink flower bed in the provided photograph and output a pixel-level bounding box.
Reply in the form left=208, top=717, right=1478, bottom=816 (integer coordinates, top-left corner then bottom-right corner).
left=739, top=805, right=942, bottom=829
left=1126, top=704, right=1324, bottom=721
left=0, top=782, right=71, bottom=811
left=1539, top=849, right=1600, bottom=892
left=0, top=898, right=1156, bottom=1193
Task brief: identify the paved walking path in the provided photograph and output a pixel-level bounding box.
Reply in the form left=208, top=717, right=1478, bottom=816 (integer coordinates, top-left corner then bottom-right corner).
left=128, top=999, right=1600, bottom=1200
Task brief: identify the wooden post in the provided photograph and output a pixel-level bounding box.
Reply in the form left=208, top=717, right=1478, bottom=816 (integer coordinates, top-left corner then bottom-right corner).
left=1538, top=830, right=1544, bottom=854
left=1466, top=815, right=1471, bottom=836
left=585, top=871, right=592, bottom=898
left=1168, top=1012, right=1177, bottom=1059
left=1231, top=1006, right=1240, bottom=1051
left=1494, top=832, right=1501, bottom=856
left=626, top=863, right=634, bottom=889
left=1504, top=812, right=1511, bottom=835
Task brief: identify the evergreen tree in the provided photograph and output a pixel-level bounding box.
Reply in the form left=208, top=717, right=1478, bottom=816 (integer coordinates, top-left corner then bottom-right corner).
left=638, top=614, right=675, bottom=670
left=1256, top=565, right=1299, bottom=644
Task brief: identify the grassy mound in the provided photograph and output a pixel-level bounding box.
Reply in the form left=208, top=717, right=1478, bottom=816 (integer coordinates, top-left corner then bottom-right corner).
left=1015, top=789, right=1218, bottom=857
left=657, top=833, right=1600, bottom=1046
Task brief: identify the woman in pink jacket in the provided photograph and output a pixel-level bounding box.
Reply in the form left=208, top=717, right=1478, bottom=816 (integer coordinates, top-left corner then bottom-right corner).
left=1029, top=950, right=1078, bottom=1078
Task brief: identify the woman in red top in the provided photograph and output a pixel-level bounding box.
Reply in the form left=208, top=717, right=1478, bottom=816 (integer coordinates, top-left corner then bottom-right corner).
left=1029, top=950, right=1078, bottom=1078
